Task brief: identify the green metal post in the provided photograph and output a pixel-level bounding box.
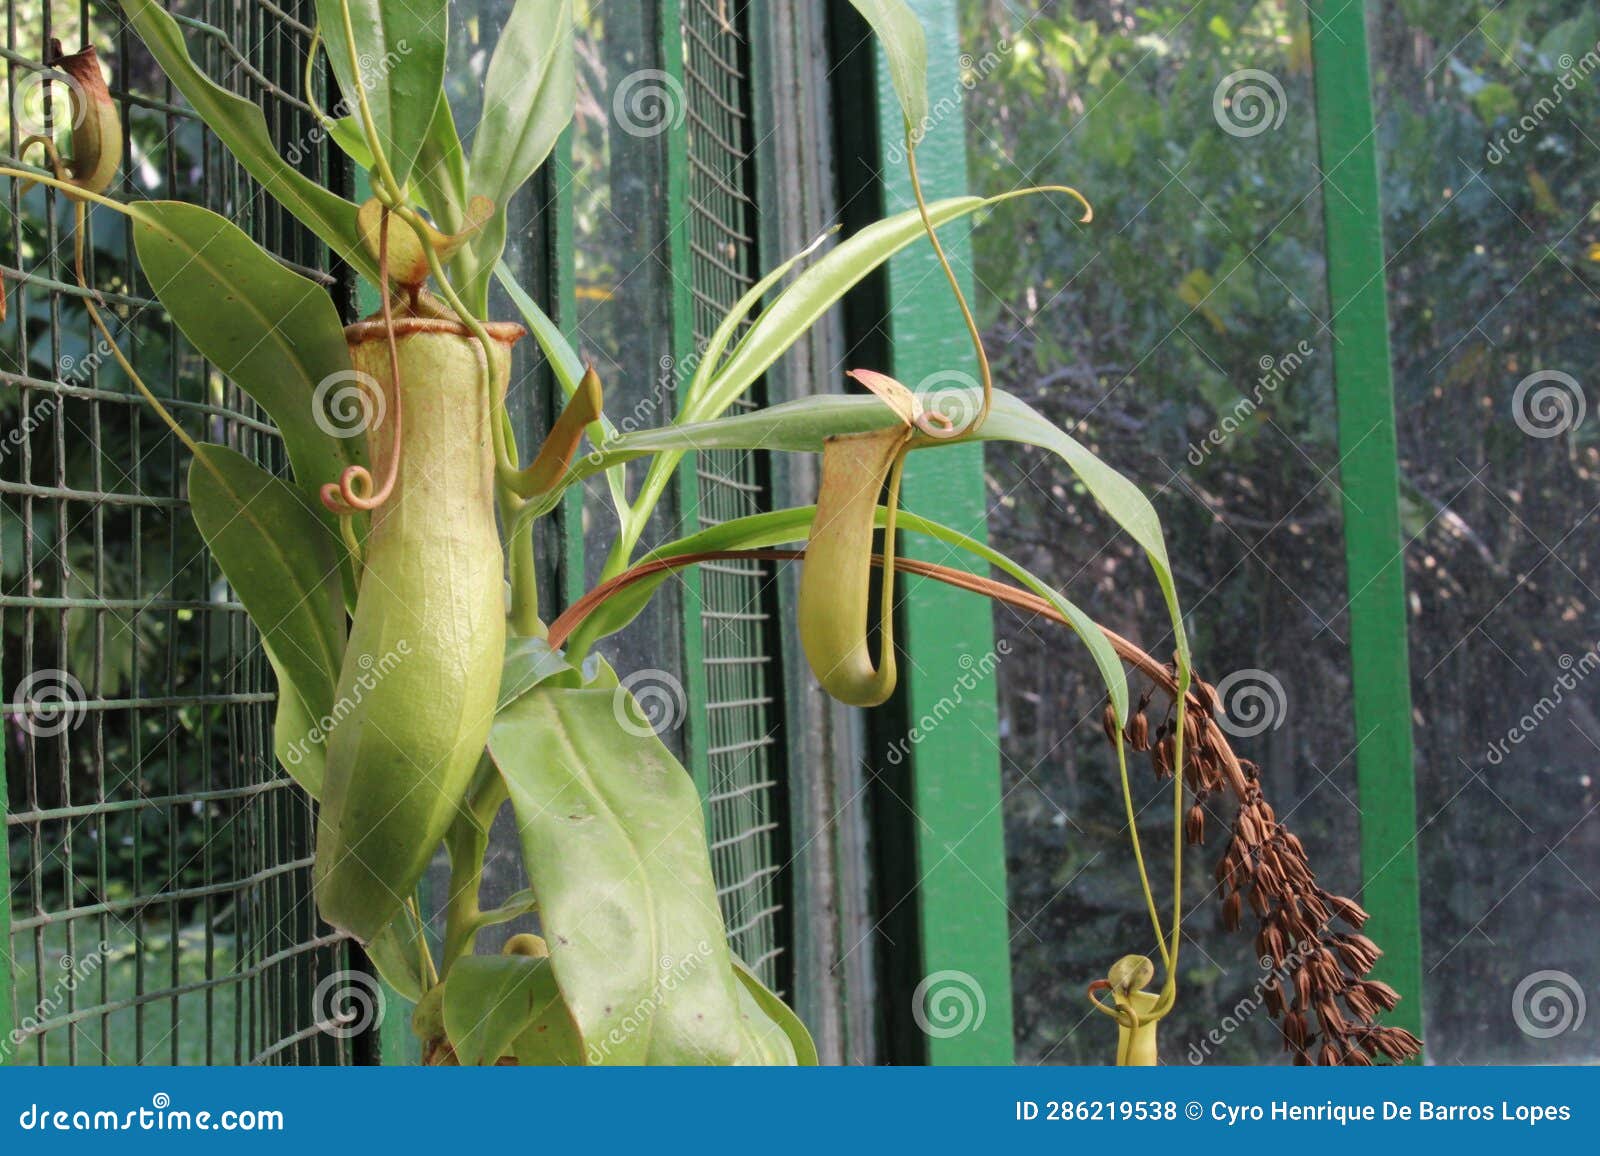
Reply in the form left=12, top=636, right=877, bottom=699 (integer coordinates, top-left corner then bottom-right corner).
left=874, top=0, right=1015, bottom=1065
left=1309, top=0, right=1425, bottom=1050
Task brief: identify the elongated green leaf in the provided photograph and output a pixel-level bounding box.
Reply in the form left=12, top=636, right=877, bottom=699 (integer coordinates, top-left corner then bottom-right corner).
left=564, top=499, right=1128, bottom=723
left=415, top=92, right=469, bottom=235
left=489, top=689, right=755, bottom=1065
left=314, top=0, right=447, bottom=188
left=133, top=202, right=362, bottom=504
left=367, top=910, right=428, bottom=1003
left=848, top=0, right=929, bottom=134
left=733, top=960, right=816, bottom=1065
left=731, top=970, right=799, bottom=1065
left=188, top=446, right=347, bottom=796
left=462, top=0, right=575, bottom=308
left=470, top=0, right=574, bottom=210
left=688, top=192, right=1048, bottom=426
left=443, top=955, right=580, bottom=1066
left=118, top=0, right=374, bottom=280
left=494, top=259, right=630, bottom=515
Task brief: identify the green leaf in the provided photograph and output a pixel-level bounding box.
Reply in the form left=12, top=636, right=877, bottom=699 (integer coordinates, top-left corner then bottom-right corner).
left=314, top=0, right=448, bottom=188
left=443, top=955, right=580, bottom=1066
left=563, top=498, right=1128, bottom=724
left=733, top=959, right=816, bottom=1065
left=367, top=910, right=428, bottom=1003
left=570, top=386, right=1180, bottom=679
left=848, top=0, right=929, bottom=135
left=690, top=191, right=1054, bottom=426
left=494, top=259, right=630, bottom=515
left=118, top=0, right=375, bottom=280
left=489, top=689, right=757, bottom=1065
left=132, top=202, right=363, bottom=507
left=462, top=0, right=575, bottom=309
left=499, top=636, right=582, bottom=708
left=187, top=446, right=347, bottom=796
left=415, top=93, right=470, bottom=235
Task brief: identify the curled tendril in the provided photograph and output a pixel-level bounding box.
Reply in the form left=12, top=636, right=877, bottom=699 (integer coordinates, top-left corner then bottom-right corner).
left=322, top=206, right=404, bottom=518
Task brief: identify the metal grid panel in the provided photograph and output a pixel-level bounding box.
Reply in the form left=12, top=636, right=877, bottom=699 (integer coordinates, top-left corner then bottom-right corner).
left=681, top=0, right=788, bottom=992
left=2, top=0, right=352, bottom=1065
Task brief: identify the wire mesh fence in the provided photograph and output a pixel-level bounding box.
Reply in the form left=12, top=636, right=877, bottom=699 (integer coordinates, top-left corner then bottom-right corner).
left=681, top=0, right=790, bottom=994
left=1, top=0, right=356, bottom=1066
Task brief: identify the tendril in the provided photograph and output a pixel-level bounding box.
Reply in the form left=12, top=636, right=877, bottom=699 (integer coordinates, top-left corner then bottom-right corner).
left=321, top=206, right=403, bottom=517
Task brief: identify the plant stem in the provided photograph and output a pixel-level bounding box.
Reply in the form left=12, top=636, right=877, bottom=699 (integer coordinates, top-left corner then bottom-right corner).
left=904, top=133, right=992, bottom=430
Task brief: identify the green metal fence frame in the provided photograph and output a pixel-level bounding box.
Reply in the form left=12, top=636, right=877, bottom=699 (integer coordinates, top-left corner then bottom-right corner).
left=1308, top=0, right=1425, bottom=1050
